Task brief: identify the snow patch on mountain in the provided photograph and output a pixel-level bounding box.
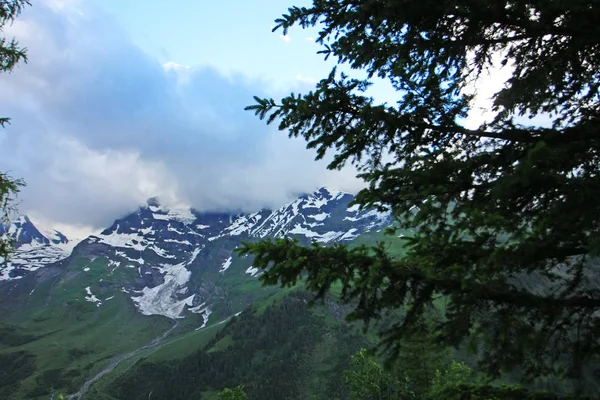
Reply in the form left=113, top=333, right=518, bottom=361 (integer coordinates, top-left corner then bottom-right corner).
left=150, top=245, right=175, bottom=259
left=344, top=207, right=391, bottom=229
left=359, top=209, right=392, bottom=229
left=189, top=301, right=206, bottom=313
left=223, top=212, right=263, bottom=236
left=321, top=187, right=348, bottom=201
left=307, top=212, right=329, bottom=221
left=108, top=260, right=121, bottom=273
left=85, top=287, right=102, bottom=307
left=189, top=247, right=202, bottom=264
left=96, top=227, right=149, bottom=251
left=190, top=303, right=212, bottom=330
left=340, top=228, right=360, bottom=241
left=220, top=256, right=232, bottom=273
left=287, top=224, right=355, bottom=243
left=164, top=239, right=192, bottom=245
left=138, top=227, right=155, bottom=235
left=149, top=204, right=195, bottom=225
left=132, top=262, right=194, bottom=319
left=347, top=204, right=361, bottom=212
left=0, top=244, right=69, bottom=278
left=131, top=249, right=200, bottom=319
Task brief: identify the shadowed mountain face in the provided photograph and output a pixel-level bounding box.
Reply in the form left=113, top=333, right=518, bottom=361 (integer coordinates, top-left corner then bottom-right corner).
left=0, top=216, right=52, bottom=247
left=0, top=187, right=391, bottom=322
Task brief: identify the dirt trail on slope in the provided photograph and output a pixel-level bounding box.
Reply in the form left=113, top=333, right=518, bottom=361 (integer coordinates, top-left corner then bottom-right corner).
left=67, top=321, right=179, bottom=400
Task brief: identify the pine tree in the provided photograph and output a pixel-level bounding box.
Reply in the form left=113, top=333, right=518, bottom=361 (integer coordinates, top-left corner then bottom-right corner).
left=343, top=348, right=413, bottom=400
left=218, top=386, right=247, bottom=400
left=0, top=0, right=29, bottom=260
left=240, top=0, right=600, bottom=392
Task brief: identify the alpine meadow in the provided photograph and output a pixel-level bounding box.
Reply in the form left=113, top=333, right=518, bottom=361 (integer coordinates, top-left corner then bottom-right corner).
left=1, top=0, right=600, bottom=399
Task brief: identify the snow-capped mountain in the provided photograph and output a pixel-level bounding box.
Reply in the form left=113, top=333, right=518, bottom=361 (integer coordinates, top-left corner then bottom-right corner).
left=215, top=187, right=390, bottom=242
left=0, top=188, right=392, bottom=324
left=0, top=216, right=77, bottom=281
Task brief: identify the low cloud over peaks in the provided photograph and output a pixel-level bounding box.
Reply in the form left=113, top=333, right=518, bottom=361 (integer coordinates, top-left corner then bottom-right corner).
left=0, top=1, right=361, bottom=233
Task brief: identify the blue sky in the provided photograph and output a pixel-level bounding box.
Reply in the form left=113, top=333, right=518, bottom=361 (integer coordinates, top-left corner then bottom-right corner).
left=92, top=0, right=331, bottom=91
left=88, top=0, right=401, bottom=101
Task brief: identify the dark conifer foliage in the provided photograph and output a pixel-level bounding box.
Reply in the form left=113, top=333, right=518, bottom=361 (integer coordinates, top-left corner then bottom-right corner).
left=241, top=0, right=600, bottom=388
left=0, top=0, right=29, bottom=260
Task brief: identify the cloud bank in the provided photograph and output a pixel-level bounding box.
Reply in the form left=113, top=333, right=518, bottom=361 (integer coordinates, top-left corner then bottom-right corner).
left=0, top=1, right=361, bottom=234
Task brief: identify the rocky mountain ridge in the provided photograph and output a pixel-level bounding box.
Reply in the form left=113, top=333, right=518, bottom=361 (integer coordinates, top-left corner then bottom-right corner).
left=0, top=187, right=392, bottom=324
left=0, top=216, right=76, bottom=281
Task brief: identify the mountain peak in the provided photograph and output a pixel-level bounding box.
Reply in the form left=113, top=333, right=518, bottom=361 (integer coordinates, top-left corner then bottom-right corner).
left=0, top=189, right=393, bottom=321
left=297, top=187, right=351, bottom=201
left=1, top=215, right=48, bottom=246
left=17, top=215, right=32, bottom=225
left=146, top=197, right=161, bottom=207
left=0, top=215, right=74, bottom=248
left=315, top=186, right=352, bottom=198
left=42, top=228, right=69, bottom=245
left=0, top=215, right=75, bottom=280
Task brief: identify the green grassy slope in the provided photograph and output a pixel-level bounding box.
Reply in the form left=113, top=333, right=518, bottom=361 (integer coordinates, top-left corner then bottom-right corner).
left=0, top=255, right=177, bottom=399
left=0, top=229, right=407, bottom=399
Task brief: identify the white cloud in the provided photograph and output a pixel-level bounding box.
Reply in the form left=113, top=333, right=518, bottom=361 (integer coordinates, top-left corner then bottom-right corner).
left=280, top=34, right=291, bottom=42
left=463, top=51, right=513, bottom=129
left=44, top=0, right=81, bottom=11
left=296, top=74, right=316, bottom=84
left=0, top=2, right=361, bottom=234
left=8, top=135, right=181, bottom=229
left=462, top=50, right=555, bottom=129
left=27, top=211, right=97, bottom=242
left=162, top=61, right=191, bottom=71
left=305, top=36, right=315, bottom=42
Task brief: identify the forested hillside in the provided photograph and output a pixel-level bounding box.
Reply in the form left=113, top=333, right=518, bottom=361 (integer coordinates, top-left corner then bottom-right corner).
left=105, top=291, right=368, bottom=400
